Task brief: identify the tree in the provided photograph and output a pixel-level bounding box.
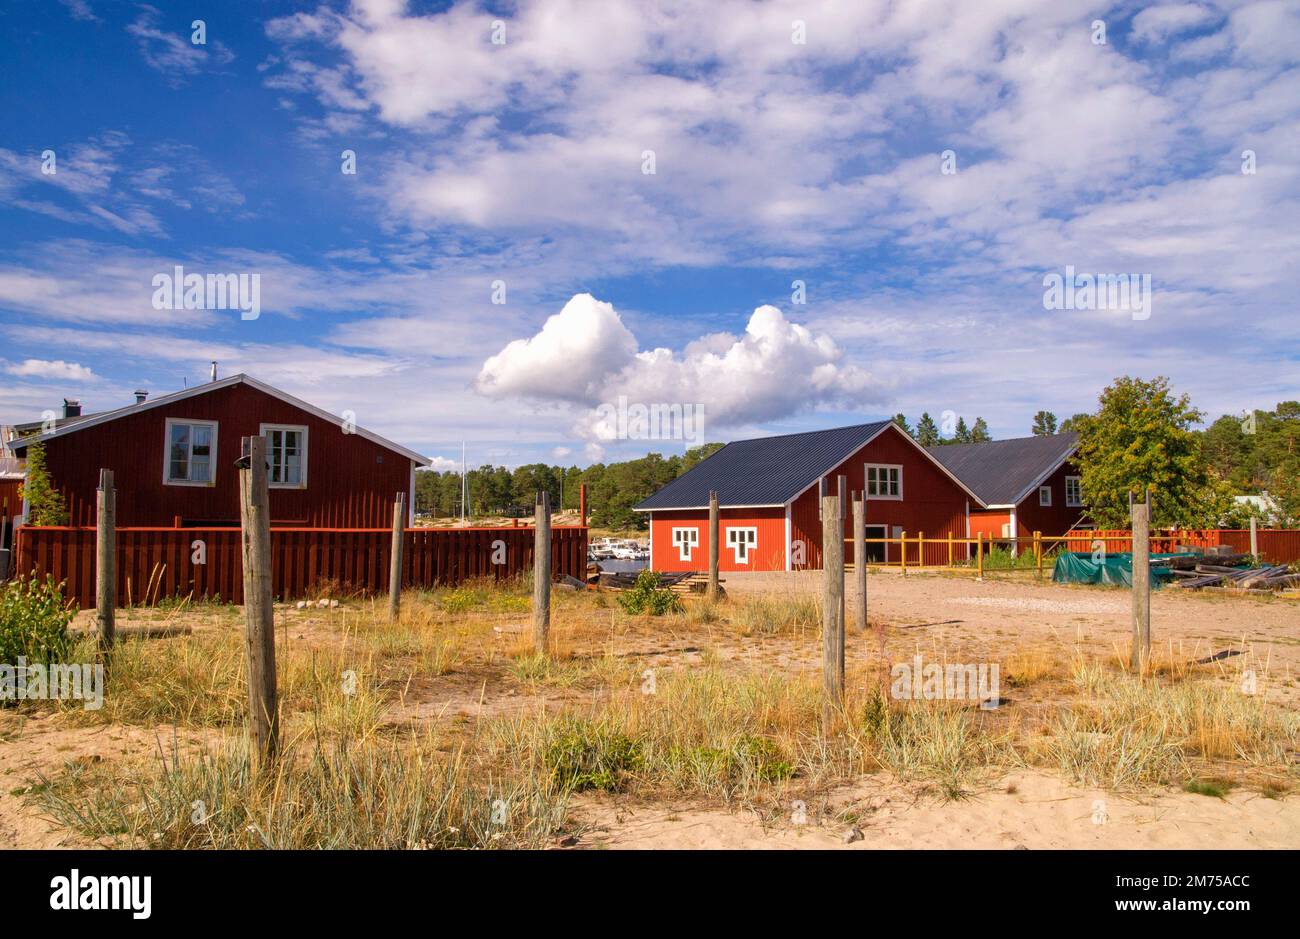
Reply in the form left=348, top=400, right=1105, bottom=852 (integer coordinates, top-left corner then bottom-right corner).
left=1059, top=413, right=1091, bottom=434
left=915, top=413, right=940, bottom=447
left=953, top=417, right=971, bottom=444
left=892, top=413, right=914, bottom=438
left=1074, top=376, right=1223, bottom=528
left=1031, top=410, right=1058, bottom=436
left=18, top=442, right=68, bottom=526
left=970, top=417, right=991, bottom=443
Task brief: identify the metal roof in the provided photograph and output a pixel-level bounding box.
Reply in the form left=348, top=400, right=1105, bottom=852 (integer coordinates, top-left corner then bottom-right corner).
left=925, top=432, right=1078, bottom=506
left=7, top=374, right=431, bottom=466
left=635, top=420, right=893, bottom=510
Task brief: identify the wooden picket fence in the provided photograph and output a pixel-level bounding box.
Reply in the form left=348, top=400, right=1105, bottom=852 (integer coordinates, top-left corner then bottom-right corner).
left=12, top=524, right=588, bottom=609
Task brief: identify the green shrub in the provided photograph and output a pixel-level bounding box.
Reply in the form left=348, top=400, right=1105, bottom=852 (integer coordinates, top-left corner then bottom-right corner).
left=544, top=721, right=643, bottom=792
left=0, top=576, right=75, bottom=666
left=616, top=570, right=683, bottom=616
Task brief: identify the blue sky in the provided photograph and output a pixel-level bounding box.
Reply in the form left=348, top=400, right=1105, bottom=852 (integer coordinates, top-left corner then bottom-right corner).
left=1, top=0, right=1297, bottom=471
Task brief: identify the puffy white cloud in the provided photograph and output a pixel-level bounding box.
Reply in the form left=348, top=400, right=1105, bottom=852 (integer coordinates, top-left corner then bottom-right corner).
left=7, top=358, right=97, bottom=381
left=476, top=294, right=885, bottom=441
left=1131, top=4, right=1217, bottom=44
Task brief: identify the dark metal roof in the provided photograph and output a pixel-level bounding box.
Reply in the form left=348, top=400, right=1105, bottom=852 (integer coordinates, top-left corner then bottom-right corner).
left=925, top=432, right=1078, bottom=506
left=635, top=420, right=892, bottom=510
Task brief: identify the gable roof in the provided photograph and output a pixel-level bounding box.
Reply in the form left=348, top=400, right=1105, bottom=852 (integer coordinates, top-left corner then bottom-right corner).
left=925, top=432, right=1078, bottom=507
left=8, top=374, right=431, bottom=466
left=635, top=419, right=984, bottom=511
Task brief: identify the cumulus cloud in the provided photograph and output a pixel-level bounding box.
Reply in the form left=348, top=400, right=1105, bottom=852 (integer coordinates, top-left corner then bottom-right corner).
left=476, top=293, right=884, bottom=441
left=7, top=358, right=97, bottom=381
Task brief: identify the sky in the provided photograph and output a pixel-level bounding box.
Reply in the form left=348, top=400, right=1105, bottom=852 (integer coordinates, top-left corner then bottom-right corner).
left=1, top=0, right=1297, bottom=472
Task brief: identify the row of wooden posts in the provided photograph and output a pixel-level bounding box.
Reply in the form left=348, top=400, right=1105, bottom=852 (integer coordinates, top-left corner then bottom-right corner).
left=699, top=481, right=1157, bottom=723
left=89, top=436, right=564, bottom=767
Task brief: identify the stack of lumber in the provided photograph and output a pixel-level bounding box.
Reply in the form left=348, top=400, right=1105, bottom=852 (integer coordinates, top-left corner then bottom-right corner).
left=1172, top=561, right=1299, bottom=592
left=596, top=570, right=722, bottom=595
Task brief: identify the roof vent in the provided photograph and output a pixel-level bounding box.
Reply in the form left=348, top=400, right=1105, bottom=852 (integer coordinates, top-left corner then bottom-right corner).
left=210, top=361, right=218, bottom=382
left=62, top=398, right=81, bottom=419
left=134, top=390, right=148, bottom=405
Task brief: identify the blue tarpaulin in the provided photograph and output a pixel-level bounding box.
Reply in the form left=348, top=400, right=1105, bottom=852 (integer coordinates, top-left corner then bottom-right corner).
left=1051, top=552, right=1181, bottom=588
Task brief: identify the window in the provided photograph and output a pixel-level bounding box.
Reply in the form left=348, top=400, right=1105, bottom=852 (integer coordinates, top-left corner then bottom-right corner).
left=726, top=527, right=757, bottom=564
left=164, top=419, right=217, bottom=486
left=260, top=424, right=308, bottom=488
left=671, top=527, right=699, bottom=562
left=1039, top=486, right=1052, bottom=507
left=1065, top=476, right=1083, bottom=507
left=865, top=464, right=902, bottom=500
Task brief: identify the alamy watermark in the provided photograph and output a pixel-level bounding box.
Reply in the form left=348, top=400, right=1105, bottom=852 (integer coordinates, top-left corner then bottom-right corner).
left=592, top=395, right=705, bottom=446
left=152, top=265, right=261, bottom=320
left=890, top=655, right=1000, bottom=708
left=1, top=658, right=104, bottom=710
left=1042, top=265, right=1151, bottom=320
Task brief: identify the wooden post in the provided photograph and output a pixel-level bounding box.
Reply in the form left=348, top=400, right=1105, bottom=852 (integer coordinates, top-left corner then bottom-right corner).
left=1130, top=499, right=1151, bottom=671
left=95, top=469, right=116, bottom=654
left=837, top=476, right=846, bottom=639
left=239, top=436, right=279, bottom=765
left=947, top=529, right=954, bottom=567
left=388, top=492, right=405, bottom=620
left=853, top=494, right=866, bottom=633
left=533, top=490, right=551, bottom=654
left=707, top=490, right=720, bottom=600
left=579, top=483, right=588, bottom=527
left=976, top=532, right=984, bottom=581
left=917, top=531, right=924, bottom=568
left=821, top=494, right=844, bottom=725
left=1249, top=516, right=1258, bottom=560
left=899, top=530, right=907, bottom=575
left=1034, top=530, right=1043, bottom=579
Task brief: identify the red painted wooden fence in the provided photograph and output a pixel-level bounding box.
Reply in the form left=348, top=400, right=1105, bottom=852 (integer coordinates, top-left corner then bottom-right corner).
left=1060, top=529, right=1300, bottom=565
left=12, top=525, right=588, bottom=609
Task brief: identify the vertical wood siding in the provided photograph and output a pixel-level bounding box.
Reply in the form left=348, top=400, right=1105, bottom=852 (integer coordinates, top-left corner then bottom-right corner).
left=650, top=506, right=786, bottom=572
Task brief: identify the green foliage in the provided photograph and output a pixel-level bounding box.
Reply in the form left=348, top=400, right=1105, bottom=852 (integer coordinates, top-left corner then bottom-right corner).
left=893, top=413, right=914, bottom=438
left=18, top=442, right=68, bottom=526
left=545, top=721, right=643, bottom=792
left=0, top=576, right=75, bottom=666
left=1075, top=376, right=1224, bottom=528
left=1032, top=410, right=1058, bottom=435
left=616, top=570, right=683, bottom=615
left=1199, top=401, right=1300, bottom=524
left=970, top=417, right=991, bottom=442
left=915, top=412, right=940, bottom=447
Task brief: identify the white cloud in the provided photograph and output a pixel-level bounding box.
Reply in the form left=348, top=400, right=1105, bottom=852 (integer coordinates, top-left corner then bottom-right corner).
left=477, top=293, right=885, bottom=440
left=1131, top=4, right=1217, bottom=44
left=6, top=358, right=97, bottom=381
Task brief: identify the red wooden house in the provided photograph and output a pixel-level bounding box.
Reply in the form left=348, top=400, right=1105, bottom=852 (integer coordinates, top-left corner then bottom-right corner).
left=635, top=420, right=983, bottom=571
left=6, top=374, right=430, bottom=529
left=926, top=433, right=1086, bottom=549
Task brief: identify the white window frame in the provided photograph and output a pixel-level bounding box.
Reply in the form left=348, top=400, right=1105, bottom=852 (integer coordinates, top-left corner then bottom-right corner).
left=726, top=526, right=758, bottom=564
left=163, top=418, right=218, bottom=487
left=1039, top=485, right=1052, bottom=507
left=671, top=526, right=699, bottom=562
left=260, top=423, right=309, bottom=489
left=865, top=463, right=903, bottom=500
left=1065, top=475, right=1083, bottom=508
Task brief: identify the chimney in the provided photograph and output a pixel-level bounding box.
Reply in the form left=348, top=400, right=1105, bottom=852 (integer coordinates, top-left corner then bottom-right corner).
left=134, top=389, right=148, bottom=405
left=210, top=361, right=218, bottom=382
left=62, top=398, right=81, bottom=419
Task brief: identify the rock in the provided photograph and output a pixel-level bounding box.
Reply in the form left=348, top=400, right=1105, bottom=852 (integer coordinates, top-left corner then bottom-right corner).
left=317, top=598, right=329, bottom=608
left=328, top=599, right=340, bottom=608
left=842, top=827, right=864, bottom=844
left=296, top=601, right=307, bottom=610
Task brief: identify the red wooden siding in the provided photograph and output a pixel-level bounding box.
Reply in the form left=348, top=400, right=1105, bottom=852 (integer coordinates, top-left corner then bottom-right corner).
left=13, top=525, right=587, bottom=609
left=34, top=382, right=414, bottom=529
left=969, top=509, right=1011, bottom=540
left=650, top=507, right=786, bottom=572
left=790, top=424, right=970, bottom=569
left=1060, top=529, right=1300, bottom=565
left=1011, top=459, right=1086, bottom=536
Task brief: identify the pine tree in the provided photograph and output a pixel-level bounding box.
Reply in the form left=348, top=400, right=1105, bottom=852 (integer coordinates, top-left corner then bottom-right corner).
left=971, top=417, right=991, bottom=442
left=893, top=413, right=915, bottom=438
left=18, top=442, right=68, bottom=526
left=915, top=412, right=940, bottom=447
left=1031, top=410, right=1058, bottom=435
left=953, top=417, right=971, bottom=443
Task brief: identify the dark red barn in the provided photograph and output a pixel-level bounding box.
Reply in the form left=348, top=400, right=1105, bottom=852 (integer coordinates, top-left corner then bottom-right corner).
left=7, top=374, right=430, bottom=528
left=636, top=420, right=983, bottom=571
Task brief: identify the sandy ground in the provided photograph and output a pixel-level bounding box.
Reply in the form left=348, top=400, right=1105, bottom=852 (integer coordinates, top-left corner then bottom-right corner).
left=3, top=570, right=1297, bottom=849
left=575, top=770, right=1300, bottom=850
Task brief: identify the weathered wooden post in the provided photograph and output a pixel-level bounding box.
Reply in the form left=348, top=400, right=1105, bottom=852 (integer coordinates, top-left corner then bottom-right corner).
left=1034, top=530, right=1043, bottom=579
left=853, top=493, right=866, bottom=634
left=1249, top=516, right=1258, bottom=560
left=1130, top=498, right=1151, bottom=671
left=947, top=529, right=954, bottom=568
left=533, top=489, right=551, bottom=654
left=388, top=491, right=406, bottom=620
left=899, top=530, right=907, bottom=575
left=707, top=490, right=719, bottom=601
left=976, top=532, right=984, bottom=581
left=239, top=436, right=279, bottom=764
left=837, top=476, right=847, bottom=638
left=95, top=469, right=116, bottom=655
left=821, top=492, right=845, bottom=726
